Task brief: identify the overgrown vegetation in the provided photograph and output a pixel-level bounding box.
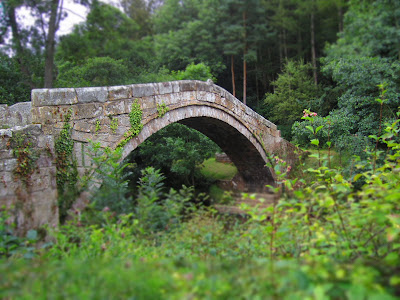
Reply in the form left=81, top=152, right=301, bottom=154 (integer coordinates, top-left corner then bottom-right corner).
left=117, top=99, right=143, bottom=149
left=54, top=109, right=79, bottom=223
left=8, top=132, right=38, bottom=186
left=2, top=0, right=400, bottom=297
left=2, top=97, right=400, bottom=297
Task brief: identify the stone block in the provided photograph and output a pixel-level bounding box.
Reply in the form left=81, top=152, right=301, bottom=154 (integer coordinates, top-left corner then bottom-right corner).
left=0, top=105, right=8, bottom=126
left=30, top=190, right=58, bottom=225
left=197, top=91, right=216, bottom=103
left=179, top=80, right=197, bottom=92
left=108, top=85, right=132, bottom=100
left=131, top=83, right=157, bottom=98
left=180, top=91, right=196, bottom=102
left=0, top=150, right=13, bottom=160
left=36, top=155, right=54, bottom=168
left=104, top=100, right=128, bottom=116
left=37, top=135, right=54, bottom=149
left=20, top=124, right=42, bottom=137
left=196, top=81, right=213, bottom=92
left=157, top=82, right=173, bottom=94
left=73, top=120, right=94, bottom=133
left=71, top=130, right=94, bottom=143
left=72, top=103, right=103, bottom=120
left=30, top=173, right=52, bottom=191
left=75, top=87, right=108, bottom=104
left=171, top=81, right=181, bottom=93
left=139, top=96, right=156, bottom=110
left=154, top=94, right=174, bottom=106
left=0, top=102, right=33, bottom=127
left=32, top=106, right=70, bottom=125
left=32, top=88, right=77, bottom=107
left=4, top=158, right=17, bottom=172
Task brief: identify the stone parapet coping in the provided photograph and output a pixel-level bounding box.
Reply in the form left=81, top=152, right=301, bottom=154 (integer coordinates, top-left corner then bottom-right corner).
left=31, top=80, right=277, bottom=131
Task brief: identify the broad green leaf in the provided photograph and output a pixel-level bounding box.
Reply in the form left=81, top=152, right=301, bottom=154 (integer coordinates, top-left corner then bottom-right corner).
left=315, top=125, right=324, bottom=134
left=353, top=173, right=363, bottom=182
left=306, top=125, right=315, bottom=133
left=311, top=139, right=320, bottom=146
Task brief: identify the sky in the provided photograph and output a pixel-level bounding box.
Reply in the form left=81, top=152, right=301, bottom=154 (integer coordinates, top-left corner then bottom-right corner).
left=15, top=0, right=121, bottom=36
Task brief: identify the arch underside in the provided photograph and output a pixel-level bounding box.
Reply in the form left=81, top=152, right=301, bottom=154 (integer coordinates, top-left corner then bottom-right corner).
left=179, top=117, right=273, bottom=190
left=120, top=105, right=275, bottom=191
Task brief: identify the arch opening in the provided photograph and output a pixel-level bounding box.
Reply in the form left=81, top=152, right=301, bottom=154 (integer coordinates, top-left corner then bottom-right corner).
left=119, top=105, right=275, bottom=192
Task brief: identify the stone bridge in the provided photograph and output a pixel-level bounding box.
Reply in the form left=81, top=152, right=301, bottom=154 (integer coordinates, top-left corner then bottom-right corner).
left=0, top=80, right=296, bottom=233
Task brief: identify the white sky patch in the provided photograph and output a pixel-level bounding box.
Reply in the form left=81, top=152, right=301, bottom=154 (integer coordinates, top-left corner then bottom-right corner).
left=1, top=0, right=123, bottom=54
left=15, top=0, right=120, bottom=37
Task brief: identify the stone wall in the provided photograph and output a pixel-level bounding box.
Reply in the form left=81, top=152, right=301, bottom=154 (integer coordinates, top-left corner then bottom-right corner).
left=0, top=124, right=58, bottom=235
left=0, top=102, right=32, bottom=128
left=215, top=153, right=232, bottom=164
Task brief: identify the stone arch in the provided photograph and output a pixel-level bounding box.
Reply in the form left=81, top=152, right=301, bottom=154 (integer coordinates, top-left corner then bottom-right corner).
left=119, top=105, right=275, bottom=190
left=30, top=80, right=296, bottom=193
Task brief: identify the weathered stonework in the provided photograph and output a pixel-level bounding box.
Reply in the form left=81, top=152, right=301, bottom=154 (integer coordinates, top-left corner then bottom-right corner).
left=0, top=124, right=57, bottom=235
left=0, top=102, right=32, bottom=128
left=1, top=80, right=298, bottom=232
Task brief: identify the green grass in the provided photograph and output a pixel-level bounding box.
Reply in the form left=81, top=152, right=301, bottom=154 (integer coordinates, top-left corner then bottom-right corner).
left=208, top=184, right=234, bottom=203
left=200, top=158, right=237, bottom=181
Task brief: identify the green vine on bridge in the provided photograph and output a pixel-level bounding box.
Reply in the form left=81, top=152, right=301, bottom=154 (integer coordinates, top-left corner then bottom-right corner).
left=55, top=109, right=79, bottom=223
left=157, top=102, right=169, bottom=118
left=109, top=115, right=119, bottom=133
left=117, top=99, right=143, bottom=149
left=9, top=132, right=39, bottom=187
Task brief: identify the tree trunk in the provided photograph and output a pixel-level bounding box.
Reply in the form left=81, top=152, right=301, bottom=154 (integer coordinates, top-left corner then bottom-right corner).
left=310, top=4, right=318, bottom=85
left=255, top=59, right=260, bottom=109
left=44, top=0, right=61, bottom=88
left=338, top=6, right=344, bottom=32
left=231, top=55, right=236, bottom=97
left=243, top=10, right=247, bottom=105
left=283, top=29, right=288, bottom=59
left=279, top=29, right=283, bottom=69
left=7, top=3, right=34, bottom=88
left=297, top=30, right=302, bottom=57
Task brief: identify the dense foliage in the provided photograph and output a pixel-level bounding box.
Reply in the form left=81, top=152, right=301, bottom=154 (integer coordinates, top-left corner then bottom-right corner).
left=2, top=110, right=400, bottom=297
left=2, top=0, right=400, bottom=297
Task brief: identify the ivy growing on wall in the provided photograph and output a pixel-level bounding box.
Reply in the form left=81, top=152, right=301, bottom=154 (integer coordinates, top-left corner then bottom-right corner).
left=157, top=102, right=169, bottom=118
left=9, top=132, right=38, bottom=186
left=54, top=109, right=79, bottom=223
left=109, top=116, right=119, bottom=133
left=117, top=99, right=143, bottom=149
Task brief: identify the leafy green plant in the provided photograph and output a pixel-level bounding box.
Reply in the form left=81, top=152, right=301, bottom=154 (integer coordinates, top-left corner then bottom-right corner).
left=109, top=116, right=119, bottom=133
left=54, top=109, right=79, bottom=223
left=9, top=132, right=39, bottom=186
left=95, top=119, right=101, bottom=135
left=135, top=167, right=196, bottom=235
left=86, top=141, right=133, bottom=214
left=156, top=102, right=169, bottom=118
left=0, top=207, right=40, bottom=259
left=117, top=100, right=143, bottom=149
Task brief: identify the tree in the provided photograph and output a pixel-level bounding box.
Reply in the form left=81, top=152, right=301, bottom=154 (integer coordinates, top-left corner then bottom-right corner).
left=56, top=56, right=130, bottom=87
left=153, top=0, right=225, bottom=76
left=120, top=0, right=153, bottom=36
left=321, top=0, right=400, bottom=138
left=128, top=123, right=220, bottom=189
left=263, top=60, right=320, bottom=139
left=0, top=54, right=31, bottom=105
left=0, top=0, right=90, bottom=91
